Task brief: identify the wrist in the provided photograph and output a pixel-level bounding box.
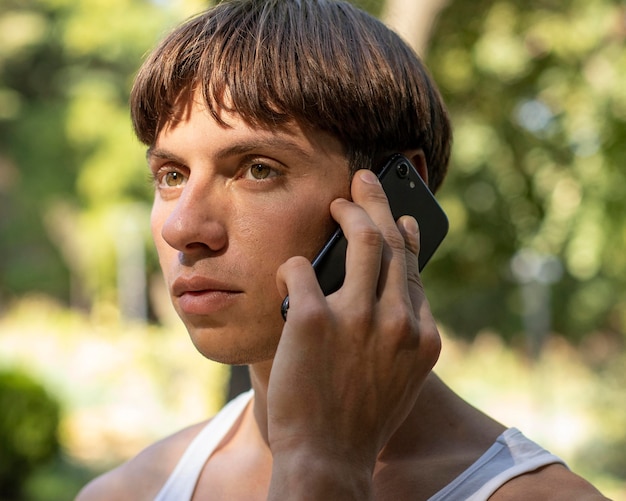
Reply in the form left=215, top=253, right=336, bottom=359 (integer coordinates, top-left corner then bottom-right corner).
left=268, top=446, right=374, bottom=500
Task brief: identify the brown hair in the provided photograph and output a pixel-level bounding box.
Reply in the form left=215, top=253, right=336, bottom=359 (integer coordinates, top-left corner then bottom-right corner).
left=130, top=0, right=452, bottom=192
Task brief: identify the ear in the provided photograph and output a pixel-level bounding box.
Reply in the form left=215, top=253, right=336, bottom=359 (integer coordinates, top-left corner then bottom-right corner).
left=401, top=149, right=428, bottom=186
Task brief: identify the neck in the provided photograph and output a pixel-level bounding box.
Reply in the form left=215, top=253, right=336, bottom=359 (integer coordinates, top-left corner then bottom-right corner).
left=249, top=359, right=273, bottom=445
left=245, top=365, right=505, bottom=457
left=382, top=373, right=506, bottom=462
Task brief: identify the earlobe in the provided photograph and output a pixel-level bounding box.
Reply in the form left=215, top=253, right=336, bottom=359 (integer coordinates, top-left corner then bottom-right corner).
left=401, top=149, right=428, bottom=186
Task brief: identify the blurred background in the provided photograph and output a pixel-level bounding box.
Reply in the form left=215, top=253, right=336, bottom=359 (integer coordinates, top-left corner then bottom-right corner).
left=0, top=0, right=624, bottom=499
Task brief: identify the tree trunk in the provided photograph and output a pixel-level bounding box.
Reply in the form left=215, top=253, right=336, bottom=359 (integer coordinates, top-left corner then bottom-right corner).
left=381, top=0, right=450, bottom=56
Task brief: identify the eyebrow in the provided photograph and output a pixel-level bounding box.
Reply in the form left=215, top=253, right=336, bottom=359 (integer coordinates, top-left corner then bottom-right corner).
left=146, top=136, right=314, bottom=164
left=146, top=147, right=184, bottom=163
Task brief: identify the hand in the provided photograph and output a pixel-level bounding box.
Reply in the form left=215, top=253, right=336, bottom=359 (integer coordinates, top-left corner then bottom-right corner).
left=268, top=169, right=441, bottom=498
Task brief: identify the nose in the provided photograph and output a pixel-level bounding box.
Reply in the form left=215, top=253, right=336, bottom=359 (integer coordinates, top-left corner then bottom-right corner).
left=159, top=178, right=228, bottom=258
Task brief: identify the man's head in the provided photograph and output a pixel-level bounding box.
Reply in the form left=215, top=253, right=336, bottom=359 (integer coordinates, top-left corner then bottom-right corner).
left=131, top=0, right=452, bottom=192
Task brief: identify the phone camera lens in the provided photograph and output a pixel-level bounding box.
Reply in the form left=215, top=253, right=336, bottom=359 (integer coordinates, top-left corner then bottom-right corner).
left=396, top=162, right=409, bottom=179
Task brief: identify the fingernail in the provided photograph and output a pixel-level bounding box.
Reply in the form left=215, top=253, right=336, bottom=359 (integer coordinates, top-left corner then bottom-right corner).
left=359, top=170, right=380, bottom=185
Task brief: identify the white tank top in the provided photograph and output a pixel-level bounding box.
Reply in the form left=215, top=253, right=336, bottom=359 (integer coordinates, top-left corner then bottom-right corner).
left=155, top=390, right=565, bottom=501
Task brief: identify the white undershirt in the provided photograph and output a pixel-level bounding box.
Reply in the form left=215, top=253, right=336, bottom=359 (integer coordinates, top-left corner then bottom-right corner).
left=154, top=390, right=565, bottom=501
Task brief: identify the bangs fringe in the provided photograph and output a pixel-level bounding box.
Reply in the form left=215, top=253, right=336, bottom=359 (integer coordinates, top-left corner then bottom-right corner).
left=130, top=0, right=450, bottom=190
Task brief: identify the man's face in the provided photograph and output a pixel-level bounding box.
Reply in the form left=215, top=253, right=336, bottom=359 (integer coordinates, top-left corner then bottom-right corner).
left=149, top=94, right=351, bottom=365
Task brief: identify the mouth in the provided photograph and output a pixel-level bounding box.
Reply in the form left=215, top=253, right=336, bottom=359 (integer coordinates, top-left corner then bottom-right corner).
left=172, top=276, right=243, bottom=316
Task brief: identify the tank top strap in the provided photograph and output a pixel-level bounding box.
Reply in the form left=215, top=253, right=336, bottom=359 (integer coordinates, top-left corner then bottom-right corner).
left=154, top=389, right=255, bottom=501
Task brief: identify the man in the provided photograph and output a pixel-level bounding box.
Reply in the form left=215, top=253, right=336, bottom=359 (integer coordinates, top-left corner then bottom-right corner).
left=77, top=0, right=608, bottom=499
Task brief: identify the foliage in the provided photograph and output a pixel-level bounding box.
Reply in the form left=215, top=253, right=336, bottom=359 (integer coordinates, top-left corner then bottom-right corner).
left=2, top=0, right=624, bottom=344
left=0, top=295, right=228, bottom=500
left=0, top=368, right=60, bottom=499
left=425, top=0, right=626, bottom=342
left=0, top=0, right=207, bottom=309
left=0, top=294, right=228, bottom=463
left=0, top=0, right=622, bottom=497
left=351, top=0, right=384, bottom=17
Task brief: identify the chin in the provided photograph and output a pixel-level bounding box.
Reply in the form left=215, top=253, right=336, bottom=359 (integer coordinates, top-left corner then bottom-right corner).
left=187, top=325, right=280, bottom=366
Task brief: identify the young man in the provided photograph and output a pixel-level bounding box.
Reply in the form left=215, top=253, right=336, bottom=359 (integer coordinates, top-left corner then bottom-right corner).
left=77, top=1, right=608, bottom=499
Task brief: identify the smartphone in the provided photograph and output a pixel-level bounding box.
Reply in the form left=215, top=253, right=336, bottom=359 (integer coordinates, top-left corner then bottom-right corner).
left=281, top=154, right=448, bottom=319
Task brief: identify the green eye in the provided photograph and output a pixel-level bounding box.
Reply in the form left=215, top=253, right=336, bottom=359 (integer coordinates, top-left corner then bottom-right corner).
left=250, top=164, right=272, bottom=179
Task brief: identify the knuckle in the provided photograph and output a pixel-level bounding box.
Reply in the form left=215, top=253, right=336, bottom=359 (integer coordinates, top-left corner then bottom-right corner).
left=297, top=300, right=330, bottom=326
left=366, top=187, right=390, bottom=206
left=415, top=315, right=442, bottom=364
left=383, top=226, right=407, bottom=254
left=334, top=295, right=377, bottom=335
left=407, top=272, right=424, bottom=293
left=416, top=328, right=442, bottom=371
left=353, top=223, right=384, bottom=250
left=425, top=330, right=442, bottom=363
left=380, top=303, right=414, bottom=341
left=379, top=303, right=441, bottom=362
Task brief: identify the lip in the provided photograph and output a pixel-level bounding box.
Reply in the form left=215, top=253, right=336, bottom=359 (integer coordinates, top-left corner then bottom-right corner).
left=172, top=275, right=243, bottom=315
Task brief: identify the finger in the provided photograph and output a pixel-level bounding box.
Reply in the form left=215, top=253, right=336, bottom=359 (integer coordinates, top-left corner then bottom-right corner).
left=398, top=216, right=439, bottom=347
left=397, top=215, right=425, bottom=302
left=349, top=170, right=410, bottom=302
left=329, top=196, right=384, bottom=303
left=276, top=255, right=328, bottom=322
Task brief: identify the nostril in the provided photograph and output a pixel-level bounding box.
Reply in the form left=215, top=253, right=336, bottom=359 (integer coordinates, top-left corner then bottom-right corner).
left=178, top=246, right=205, bottom=265
left=162, top=216, right=228, bottom=259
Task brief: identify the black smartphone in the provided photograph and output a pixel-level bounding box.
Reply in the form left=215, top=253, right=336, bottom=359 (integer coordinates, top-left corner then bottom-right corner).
left=281, top=154, right=448, bottom=319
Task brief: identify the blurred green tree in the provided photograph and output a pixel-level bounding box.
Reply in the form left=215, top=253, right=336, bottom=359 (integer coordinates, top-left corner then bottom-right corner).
left=0, top=0, right=206, bottom=312
left=0, top=0, right=624, bottom=346
left=423, top=0, right=626, bottom=343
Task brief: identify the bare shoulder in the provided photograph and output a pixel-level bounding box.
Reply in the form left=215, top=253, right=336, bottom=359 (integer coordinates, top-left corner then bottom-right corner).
left=75, top=419, right=210, bottom=501
left=490, top=463, right=610, bottom=501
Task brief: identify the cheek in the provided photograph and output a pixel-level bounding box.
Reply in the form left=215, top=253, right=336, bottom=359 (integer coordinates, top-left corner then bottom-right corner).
left=269, top=197, right=337, bottom=262
left=270, top=178, right=349, bottom=263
